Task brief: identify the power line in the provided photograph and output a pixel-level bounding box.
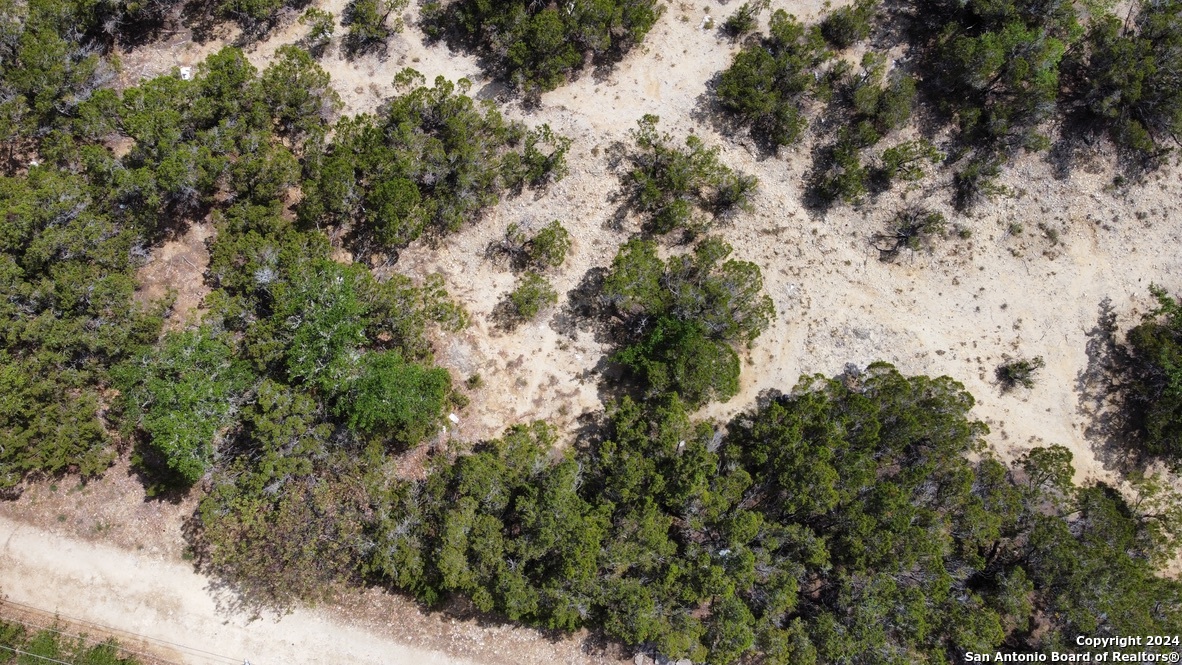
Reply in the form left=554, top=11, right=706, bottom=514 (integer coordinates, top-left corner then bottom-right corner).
left=0, top=610, right=186, bottom=665
left=0, top=598, right=238, bottom=662
left=0, top=643, right=79, bottom=665
left=0, top=598, right=246, bottom=665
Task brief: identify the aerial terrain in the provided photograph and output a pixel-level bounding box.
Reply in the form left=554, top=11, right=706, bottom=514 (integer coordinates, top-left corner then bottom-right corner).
left=1, top=0, right=1181, bottom=661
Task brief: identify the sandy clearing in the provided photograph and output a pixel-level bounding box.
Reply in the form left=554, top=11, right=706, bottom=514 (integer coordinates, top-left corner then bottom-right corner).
left=383, top=5, right=1182, bottom=489
left=62, top=3, right=1181, bottom=659
left=135, top=220, right=214, bottom=331
left=0, top=514, right=478, bottom=665
left=105, top=0, right=1182, bottom=486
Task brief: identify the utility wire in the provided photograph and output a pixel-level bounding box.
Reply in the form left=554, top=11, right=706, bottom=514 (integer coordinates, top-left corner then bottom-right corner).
left=0, top=611, right=187, bottom=665
left=0, top=599, right=247, bottom=665
left=0, top=642, right=80, bottom=665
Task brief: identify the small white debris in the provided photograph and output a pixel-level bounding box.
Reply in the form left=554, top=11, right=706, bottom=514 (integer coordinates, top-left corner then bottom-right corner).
left=28, top=159, right=39, bottom=167
left=180, top=66, right=192, bottom=81
left=699, top=15, right=711, bottom=29
left=448, top=413, right=460, bottom=424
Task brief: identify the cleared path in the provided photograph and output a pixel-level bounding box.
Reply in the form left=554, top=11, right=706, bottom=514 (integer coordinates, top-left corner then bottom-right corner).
left=0, top=515, right=477, bottom=665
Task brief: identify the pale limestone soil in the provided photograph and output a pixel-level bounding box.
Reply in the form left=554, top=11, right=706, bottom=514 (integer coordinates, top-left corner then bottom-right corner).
left=6, top=0, right=1181, bottom=661
left=0, top=457, right=628, bottom=665
left=0, top=514, right=484, bottom=665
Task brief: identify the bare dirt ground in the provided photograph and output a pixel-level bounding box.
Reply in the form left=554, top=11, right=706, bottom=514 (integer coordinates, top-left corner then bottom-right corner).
left=135, top=221, right=214, bottom=331
left=384, top=7, right=1182, bottom=493
left=0, top=514, right=485, bottom=665
left=4, top=0, right=1181, bottom=662
left=0, top=457, right=198, bottom=558
left=0, top=462, right=625, bottom=665
left=109, top=0, right=1182, bottom=486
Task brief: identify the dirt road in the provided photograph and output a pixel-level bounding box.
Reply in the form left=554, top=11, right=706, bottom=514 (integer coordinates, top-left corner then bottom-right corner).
left=0, top=514, right=477, bottom=665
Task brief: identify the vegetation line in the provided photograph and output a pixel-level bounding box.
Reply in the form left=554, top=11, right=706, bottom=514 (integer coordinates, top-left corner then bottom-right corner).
left=0, top=644, right=78, bottom=665
left=3, top=0, right=1182, bottom=661
left=0, top=599, right=231, bottom=665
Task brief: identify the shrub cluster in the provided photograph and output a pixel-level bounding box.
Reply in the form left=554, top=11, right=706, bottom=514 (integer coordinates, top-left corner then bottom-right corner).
left=0, top=44, right=342, bottom=492
left=423, top=0, right=663, bottom=93
left=716, top=11, right=833, bottom=149
left=715, top=0, right=1182, bottom=207
left=625, top=115, right=758, bottom=235
left=0, top=620, right=143, bottom=664
left=299, top=71, right=570, bottom=249
left=602, top=237, right=774, bottom=406
left=493, top=220, right=572, bottom=327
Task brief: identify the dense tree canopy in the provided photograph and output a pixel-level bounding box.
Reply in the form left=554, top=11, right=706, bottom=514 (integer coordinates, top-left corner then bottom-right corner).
left=115, top=327, right=252, bottom=484
left=1121, top=287, right=1182, bottom=459
left=203, top=206, right=466, bottom=452
left=423, top=0, right=663, bottom=93
left=0, top=0, right=121, bottom=156
left=0, top=166, right=165, bottom=491
left=354, top=364, right=1182, bottom=664
left=917, top=0, right=1080, bottom=149
left=2, top=9, right=1180, bottom=665
left=600, top=236, right=773, bottom=406
left=1, top=44, right=473, bottom=490
left=196, top=378, right=372, bottom=603
left=298, top=71, right=570, bottom=249
left=1073, top=0, right=1182, bottom=154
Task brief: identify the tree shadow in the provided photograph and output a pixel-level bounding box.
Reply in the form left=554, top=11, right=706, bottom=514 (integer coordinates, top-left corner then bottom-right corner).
left=1073, top=297, right=1146, bottom=475
left=489, top=297, right=525, bottom=332
left=801, top=140, right=842, bottom=214
left=102, top=8, right=179, bottom=50
left=341, top=32, right=391, bottom=61
left=549, top=267, right=608, bottom=341
left=181, top=508, right=320, bottom=620
left=178, top=0, right=225, bottom=44
left=691, top=70, right=784, bottom=161
left=126, top=436, right=198, bottom=504
left=1043, top=107, right=1167, bottom=184
left=1043, top=109, right=1112, bottom=181
left=873, top=0, right=916, bottom=49
left=547, top=265, right=653, bottom=408
left=551, top=266, right=642, bottom=349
